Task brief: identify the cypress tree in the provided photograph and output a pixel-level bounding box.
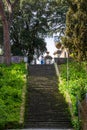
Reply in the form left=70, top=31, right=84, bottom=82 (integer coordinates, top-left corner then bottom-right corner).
left=62, top=0, right=87, bottom=61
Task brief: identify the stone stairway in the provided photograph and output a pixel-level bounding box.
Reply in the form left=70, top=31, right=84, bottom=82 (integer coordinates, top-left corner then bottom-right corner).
left=24, top=64, right=73, bottom=129
left=28, top=64, right=56, bottom=76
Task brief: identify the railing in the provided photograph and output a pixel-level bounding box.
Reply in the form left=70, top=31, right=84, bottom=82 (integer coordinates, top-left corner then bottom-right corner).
left=77, top=93, right=87, bottom=130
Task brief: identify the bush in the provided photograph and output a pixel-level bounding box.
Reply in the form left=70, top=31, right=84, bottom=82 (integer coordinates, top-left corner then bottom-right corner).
left=0, top=63, right=27, bottom=129
left=59, top=61, right=87, bottom=129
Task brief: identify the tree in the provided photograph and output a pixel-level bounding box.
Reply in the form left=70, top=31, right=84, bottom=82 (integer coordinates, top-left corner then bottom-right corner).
left=0, top=0, right=68, bottom=64
left=20, top=0, right=67, bottom=35
left=0, top=20, right=3, bottom=47
left=47, top=0, right=68, bottom=35
left=10, top=0, right=68, bottom=62
left=10, top=1, right=47, bottom=62
left=62, top=0, right=87, bottom=61
left=0, top=0, right=19, bottom=65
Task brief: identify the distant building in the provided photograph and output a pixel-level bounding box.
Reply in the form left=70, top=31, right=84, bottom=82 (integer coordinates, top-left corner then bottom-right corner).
left=53, top=35, right=69, bottom=58
left=53, top=47, right=69, bottom=58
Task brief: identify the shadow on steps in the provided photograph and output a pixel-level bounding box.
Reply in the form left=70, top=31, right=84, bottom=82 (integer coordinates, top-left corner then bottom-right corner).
left=24, top=65, right=73, bottom=129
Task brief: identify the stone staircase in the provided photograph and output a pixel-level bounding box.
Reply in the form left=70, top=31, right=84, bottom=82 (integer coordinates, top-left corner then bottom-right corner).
left=24, top=64, right=73, bottom=129
left=28, top=64, right=56, bottom=76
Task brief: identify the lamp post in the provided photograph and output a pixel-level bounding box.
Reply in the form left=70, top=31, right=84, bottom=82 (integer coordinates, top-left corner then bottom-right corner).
left=24, top=55, right=28, bottom=69
left=66, top=48, right=69, bottom=87
left=54, top=35, right=62, bottom=64
left=33, top=49, right=37, bottom=64
left=34, top=54, right=37, bottom=64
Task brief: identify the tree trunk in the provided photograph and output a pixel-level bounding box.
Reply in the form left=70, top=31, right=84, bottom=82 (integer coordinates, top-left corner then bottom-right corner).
left=2, top=19, right=11, bottom=65
left=0, top=0, right=11, bottom=65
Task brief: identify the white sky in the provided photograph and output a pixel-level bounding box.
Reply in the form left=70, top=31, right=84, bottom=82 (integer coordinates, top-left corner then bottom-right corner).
left=37, top=37, right=57, bottom=64
left=45, top=37, right=57, bottom=58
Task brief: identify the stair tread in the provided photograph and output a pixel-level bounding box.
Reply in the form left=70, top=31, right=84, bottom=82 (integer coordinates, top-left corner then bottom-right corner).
left=24, top=65, right=73, bottom=129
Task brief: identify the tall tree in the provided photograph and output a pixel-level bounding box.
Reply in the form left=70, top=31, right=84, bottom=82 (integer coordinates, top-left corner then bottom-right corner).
left=10, top=0, right=68, bottom=62
left=62, top=0, right=87, bottom=61
left=10, top=1, right=48, bottom=62
left=0, top=0, right=68, bottom=64
left=0, top=0, right=19, bottom=65
left=47, top=0, right=68, bottom=35
left=0, top=19, right=3, bottom=47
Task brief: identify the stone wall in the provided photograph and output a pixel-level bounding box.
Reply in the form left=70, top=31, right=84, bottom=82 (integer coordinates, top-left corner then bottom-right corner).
left=54, top=58, right=72, bottom=64
left=0, top=56, right=24, bottom=63
left=0, top=56, right=4, bottom=63
left=81, top=99, right=87, bottom=130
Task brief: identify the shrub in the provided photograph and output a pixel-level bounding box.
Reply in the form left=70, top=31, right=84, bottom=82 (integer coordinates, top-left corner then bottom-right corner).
left=59, top=61, right=87, bottom=129
left=0, top=63, right=26, bottom=129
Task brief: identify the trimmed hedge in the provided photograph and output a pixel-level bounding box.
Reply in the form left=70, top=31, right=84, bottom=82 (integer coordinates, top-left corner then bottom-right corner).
left=0, top=63, right=27, bottom=129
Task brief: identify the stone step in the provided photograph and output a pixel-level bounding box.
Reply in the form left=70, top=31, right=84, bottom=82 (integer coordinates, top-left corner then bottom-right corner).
left=21, top=128, right=73, bottom=130
left=24, top=122, right=72, bottom=129
left=28, top=64, right=56, bottom=76
left=24, top=128, right=72, bottom=129
left=24, top=65, right=73, bottom=129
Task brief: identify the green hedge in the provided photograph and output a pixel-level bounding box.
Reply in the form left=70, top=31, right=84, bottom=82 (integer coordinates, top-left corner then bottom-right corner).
left=0, top=63, right=27, bottom=129
left=59, top=61, right=87, bottom=129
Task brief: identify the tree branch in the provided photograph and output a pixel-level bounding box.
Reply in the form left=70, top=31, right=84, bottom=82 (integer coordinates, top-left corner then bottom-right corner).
left=6, top=0, right=19, bottom=12
left=6, top=0, right=11, bottom=4
left=6, top=0, right=12, bottom=13
left=0, top=0, right=7, bottom=21
left=12, top=0, right=20, bottom=8
left=5, top=0, right=19, bottom=26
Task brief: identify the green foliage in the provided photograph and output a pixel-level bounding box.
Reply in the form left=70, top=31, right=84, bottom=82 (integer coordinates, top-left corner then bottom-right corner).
left=11, top=1, right=47, bottom=61
left=0, top=63, right=26, bottom=129
left=10, top=0, right=68, bottom=62
left=59, top=61, right=87, bottom=129
left=62, top=0, right=87, bottom=61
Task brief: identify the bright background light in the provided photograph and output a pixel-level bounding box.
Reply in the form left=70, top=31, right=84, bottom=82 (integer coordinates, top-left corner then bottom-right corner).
left=45, top=37, right=57, bottom=57
left=37, top=37, right=57, bottom=64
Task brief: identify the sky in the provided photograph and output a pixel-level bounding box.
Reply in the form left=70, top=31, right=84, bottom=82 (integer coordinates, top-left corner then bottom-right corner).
left=45, top=37, right=57, bottom=58
left=37, top=37, right=57, bottom=64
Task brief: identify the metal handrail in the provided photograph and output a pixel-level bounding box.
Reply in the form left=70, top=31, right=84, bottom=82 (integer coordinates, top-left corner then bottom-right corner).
left=77, top=94, right=87, bottom=120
